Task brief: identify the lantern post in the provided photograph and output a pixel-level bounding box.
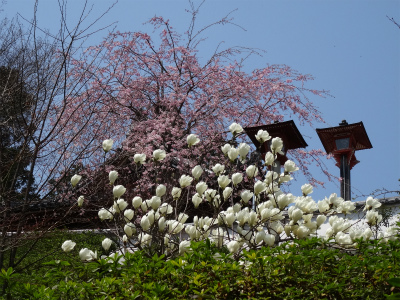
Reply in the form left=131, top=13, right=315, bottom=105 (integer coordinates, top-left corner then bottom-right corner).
left=316, top=120, right=372, bottom=200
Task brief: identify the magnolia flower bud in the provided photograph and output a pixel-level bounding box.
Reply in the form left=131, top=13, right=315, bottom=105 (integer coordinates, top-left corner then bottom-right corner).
left=291, top=208, right=303, bottom=223
left=366, top=210, right=382, bottom=225
left=264, top=152, right=275, bottom=166
left=284, top=160, right=298, bottom=173
left=238, top=143, right=250, bottom=161
left=196, top=181, right=208, bottom=195
left=301, top=184, right=313, bottom=196
left=122, top=235, right=128, bottom=244
left=316, top=215, right=327, bottom=227
left=187, top=134, right=200, bottom=147
left=223, top=187, right=233, bottom=200
left=132, top=196, right=142, bottom=209
left=61, top=240, right=76, bottom=252
left=172, top=187, right=182, bottom=200
left=150, top=196, right=161, bottom=210
left=226, top=240, right=240, bottom=253
left=153, top=149, right=166, bottom=161
left=158, top=216, right=167, bottom=231
left=79, top=248, right=96, bottom=261
left=141, top=216, right=151, bottom=231
left=227, top=147, right=239, bottom=161
left=212, top=163, right=225, bottom=176
left=270, top=137, right=284, bottom=155
left=124, top=223, right=135, bottom=237
left=233, top=203, right=241, bottom=213
left=221, top=144, right=231, bottom=155
left=192, top=193, right=202, bottom=208
left=77, top=195, right=84, bottom=207
left=124, top=209, right=134, bottom=221
left=264, top=233, right=275, bottom=246
left=191, top=165, right=203, bottom=180
left=113, top=185, right=126, bottom=199
left=232, top=173, right=243, bottom=186
left=255, top=130, right=270, bottom=143
left=246, top=165, right=258, bottom=178
left=109, top=171, right=118, bottom=185
left=218, top=175, right=231, bottom=189
left=158, top=203, right=173, bottom=215
left=205, top=189, right=217, bottom=201
left=241, top=190, right=253, bottom=203
left=179, top=175, right=193, bottom=188
left=71, top=174, right=82, bottom=187
left=102, top=139, right=113, bottom=153
left=156, top=185, right=166, bottom=197
left=229, top=122, right=243, bottom=135
left=134, top=153, right=146, bottom=165
left=102, top=238, right=112, bottom=251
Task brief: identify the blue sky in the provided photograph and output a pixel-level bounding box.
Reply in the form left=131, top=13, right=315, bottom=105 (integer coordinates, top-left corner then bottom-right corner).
left=3, top=0, right=399, bottom=201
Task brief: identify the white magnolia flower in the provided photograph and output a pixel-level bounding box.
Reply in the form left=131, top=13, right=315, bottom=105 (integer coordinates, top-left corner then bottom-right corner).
left=270, top=137, right=284, bottom=155
left=71, top=174, right=82, bottom=187
left=124, top=223, right=135, bottom=237
left=196, top=182, right=208, bottom=195
left=301, top=184, right=313, bottom=196
left=226, top=240, right=240, bottom=254
left=178, top=213, right=189, bottom=224
left=179, top=240, right=191, bottom=255
left=98, top=208, right=112, bottom=221
left=205, top=189, right=217, bottom=201
left=158, top=203, right=173, bottom=215
left=79, top=248, right=96, bottom=261
left=113, top=185, right=126, bottom=199
left=316, top=215, right=327, bottom=227
left=132, top=196, right=142, bottom=209
left=229, top=122, right=243, bottom=135
left=212, top=163, right=225, bottom=176
left=179, top=175, right=193, bottom=188
left=232, top=173, right=243, bottom=186
left=102, top=139, right=113, bottom=153
left=366, top=210, right=382, bottom=225
left=238, top=143, right=250, bottom=161
left=264, top=152, right=275, bottom=166
left=255, top=129, right=271, bottom=143
left=284, top=160, right=298, bottom=173
left=77, top=196, right=84, bottom=207
left=172, top=187, right=182, bottom=200
left=153, top=149, right=166, bottom=161
left=227, top=147, right=239, bottom=161
left=264, top=233, right=275, bottom=246
left=124, top=209, right=134, bottom=221
left=187, top=134, right=200, bottom=147
left=246, top=165, right=258, bottom=178
left=141, top=216, right=151, bottom=231
left=221, top=144, right=231, bottom=155
left=150, top=196, right=161, bottom=210
left=218, top=175, right=231, bottom=189
left=364, top=196, right=382, bottom=211
left=61, top=240, right=76, bottom=252
left=254, top=181, right=267, bottom=195
left=241, top=190, right=253, bottom=203
left=158, top=217, right=167, bottom=231
left=156, top=185, right=166, bottom=197
left=109, top=170, right=118, bottom=185
left=317, top=199, right=330, bottom=213
left=114, top=198, right=128, bottom=212
left=102, top=238, right=113, bottom=251
left=134, top=153, right=146, bottom=165
left=291, top=208, right=303, bottom=223
left=192, top=193, right=203, bottom=208
left=192, top=165, right=203, bottom=180
left=223, top=187, right=233, bottom=200
left=122, top=235, right=128, bottom=244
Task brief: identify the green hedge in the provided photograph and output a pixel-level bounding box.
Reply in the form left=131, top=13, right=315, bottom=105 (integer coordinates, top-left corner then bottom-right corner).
left=2, top=237, right=400, bottom=299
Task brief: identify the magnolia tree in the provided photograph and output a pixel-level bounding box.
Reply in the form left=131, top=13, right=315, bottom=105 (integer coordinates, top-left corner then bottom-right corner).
left=64, top=123, right=398, bottom=261
left=57, top=6, right=333, bottom=209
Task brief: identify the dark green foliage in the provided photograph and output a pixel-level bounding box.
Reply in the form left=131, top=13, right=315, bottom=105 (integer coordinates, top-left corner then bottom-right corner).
left=2, top=235, right=400, bottom=299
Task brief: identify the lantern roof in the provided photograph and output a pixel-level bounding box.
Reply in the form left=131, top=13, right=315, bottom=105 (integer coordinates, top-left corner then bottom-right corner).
left=244, top=120, right=308, bottom=153
left=316, top=121, right=372, bottom=154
